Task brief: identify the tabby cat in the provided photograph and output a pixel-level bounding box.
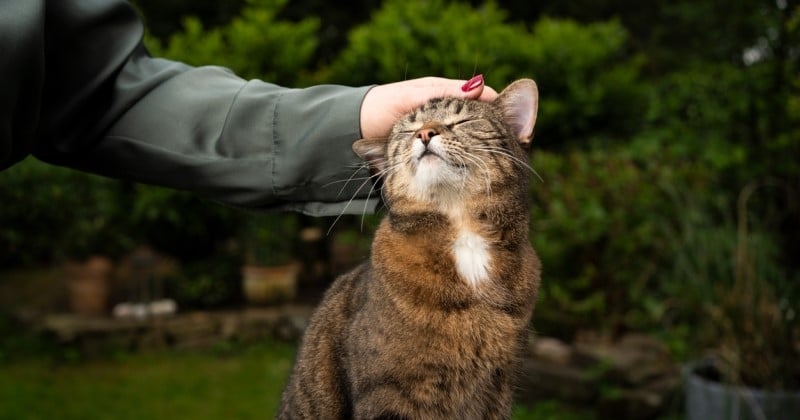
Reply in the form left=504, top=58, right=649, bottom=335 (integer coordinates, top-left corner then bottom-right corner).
left=277, top=79, right=541, bottom=420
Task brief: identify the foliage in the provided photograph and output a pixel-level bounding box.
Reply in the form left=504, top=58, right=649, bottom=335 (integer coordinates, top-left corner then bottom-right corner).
left=512, top=400, right=597, bottom=420
left=144, top=0, right=319, bottom=85
left=165, top=252, right=243, bottom=309
left=709, top=238, right=800, bottom=390
left=327, top=0, right=524, bottom=85
left=130, top=185, right=242, bottom=261
left=0, top=158, right=134, bottom=264
left=1, top=0, right=798, bottom=380
left=131, top=0, right=246, bottom=41
left=659, top=181, right=800, bottom=390
left=528, top=145, right=718, bottom=338
left=127, top=186, right=251, bottom=307
left=530, top=140, right=799, bottom=390
left=240, top=213, right=300, bottom=266
left=642, top=64, right=751, bottom=164
left=524, top=18, right=648, bottom=145
left=327, top=0, right=647, bottom=146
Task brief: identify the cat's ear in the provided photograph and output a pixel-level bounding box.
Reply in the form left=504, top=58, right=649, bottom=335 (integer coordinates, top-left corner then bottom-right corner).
left=494, top=79, right=539, bottom=147
left=352, top=137, right=389, bottom=174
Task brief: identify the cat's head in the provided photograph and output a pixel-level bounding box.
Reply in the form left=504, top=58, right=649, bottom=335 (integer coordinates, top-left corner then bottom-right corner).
left=353, top=78, right=538, bottom=213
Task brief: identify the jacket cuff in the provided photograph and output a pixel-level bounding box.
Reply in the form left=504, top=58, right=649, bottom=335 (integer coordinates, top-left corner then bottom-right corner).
left=269, top=84, right=378, bottom=216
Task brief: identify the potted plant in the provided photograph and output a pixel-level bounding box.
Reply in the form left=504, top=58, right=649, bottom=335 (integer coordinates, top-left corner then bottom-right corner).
left=239, top=213, right=300, bottom=305
left=58, top=175, right=133, bottom=317
left=683, top=182, right=800, bottom=420
left=61, top=207, right=136, bottom=317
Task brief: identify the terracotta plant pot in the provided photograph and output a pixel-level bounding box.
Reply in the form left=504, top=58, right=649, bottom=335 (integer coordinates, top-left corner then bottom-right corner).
left=241, top=262, right=300, bottom=305
left=64, top=255, right=113, bottom=317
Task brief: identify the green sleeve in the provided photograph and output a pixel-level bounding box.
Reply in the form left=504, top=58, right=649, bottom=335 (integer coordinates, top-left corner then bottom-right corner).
left=0, top=0, right=378, bottom=216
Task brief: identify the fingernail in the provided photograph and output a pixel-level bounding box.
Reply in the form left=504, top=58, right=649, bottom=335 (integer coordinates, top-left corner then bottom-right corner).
left=461, top=74, right=484, bottom=92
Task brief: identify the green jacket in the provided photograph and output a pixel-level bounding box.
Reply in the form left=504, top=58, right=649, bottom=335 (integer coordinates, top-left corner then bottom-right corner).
left=0, top=0, right=376, bottom=216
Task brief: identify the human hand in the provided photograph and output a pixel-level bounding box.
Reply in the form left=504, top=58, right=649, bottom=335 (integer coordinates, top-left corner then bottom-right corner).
left=359, top=75, right=498, bottom=139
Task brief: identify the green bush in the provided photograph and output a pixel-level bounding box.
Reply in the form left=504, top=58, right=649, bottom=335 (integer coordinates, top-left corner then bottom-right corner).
left=166, top=252, right=243, bottom=309
left=658, top=181, right=800, bottom=389
left=145, top=0, right=319, bottom=85
left=239, top=212, right=299, bottom=266
left=524, top=18, right=648, bottom=145
left=528, top=145, right=719, bottom=338
left=327, top=0, right=647, bottom=145
left=0, top=158, right=133, bottom=265
left=130, top=185, right=242, bottom=261
left=327, top=0, right=526, bottom=85
left=529, top=139, right=797, bottom=373
left=126, top=186, right=247, bottom=307
left=640, top=63, right=752, bottom=177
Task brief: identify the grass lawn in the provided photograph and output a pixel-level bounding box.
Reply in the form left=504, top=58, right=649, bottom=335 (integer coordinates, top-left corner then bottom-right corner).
left=0, top=339, right=594, bottom=420
left=0, top=341, right=295, bottom=420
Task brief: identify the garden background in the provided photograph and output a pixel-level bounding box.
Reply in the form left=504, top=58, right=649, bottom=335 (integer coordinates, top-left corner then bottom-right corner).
left=1, top=0, right=798, bottom=418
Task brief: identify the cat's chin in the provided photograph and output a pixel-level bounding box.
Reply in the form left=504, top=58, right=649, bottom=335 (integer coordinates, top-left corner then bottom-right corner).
left=415, top=153, right=445, bottom=175
left=409, top=157, right=463, bottom=200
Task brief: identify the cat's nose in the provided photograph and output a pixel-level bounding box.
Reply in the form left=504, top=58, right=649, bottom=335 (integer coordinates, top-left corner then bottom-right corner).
left=415, top=123, right=443, bottom=145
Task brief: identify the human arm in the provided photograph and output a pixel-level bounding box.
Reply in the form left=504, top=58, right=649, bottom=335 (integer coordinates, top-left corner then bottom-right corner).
left=0, top=0, right=496, bottom=216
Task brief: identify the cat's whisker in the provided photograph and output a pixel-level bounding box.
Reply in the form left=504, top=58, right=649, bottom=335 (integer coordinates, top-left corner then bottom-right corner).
left=325, top=174, right=376, bottom=191
left=329, top=161, right=402, bottom=236
left=371, top=161, right=402, bottom=183
left=450, top=154, right=474, bottom=196
left=471, top=145, right=530, bottom=168
left=323, top=176, right=373, bottom=189
left=472, top=145, right=531, bottom=170
left=326, top=170, right=387, bottom=236
left=460, top=150, right=494, bottom=191
left=326, top=163, right=373, bottom=200
left=360, top=170, right=387, bottom=231
left=458, top=151, right=493, bottom=196
left=472, top=146, right=543, bottom=183
left=360, top=191, right=373, bottom=231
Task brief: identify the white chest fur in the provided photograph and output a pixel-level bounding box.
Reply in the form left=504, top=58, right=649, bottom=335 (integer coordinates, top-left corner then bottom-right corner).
left=452, top=229, right=491, bottom=287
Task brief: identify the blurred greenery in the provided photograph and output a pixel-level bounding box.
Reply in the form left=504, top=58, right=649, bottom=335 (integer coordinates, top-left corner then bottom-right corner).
left=1, top=0, right=798, bottom=398
left=165, top=252, right=244, bottom=309
left=327, top=0, right=648, bottom=146
left=0, top=159, right=135, bottom=265
left=0, top=341, right=296, bottom=419
left=528, top=146, right=715, bottom=338
left=240, top=212, right=300, bottom=266
left=144, top=0, right=320, bottom=85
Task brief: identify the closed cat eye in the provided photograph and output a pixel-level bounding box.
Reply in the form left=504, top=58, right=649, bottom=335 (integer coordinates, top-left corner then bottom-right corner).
left=447, top=118, right=481, bottom=128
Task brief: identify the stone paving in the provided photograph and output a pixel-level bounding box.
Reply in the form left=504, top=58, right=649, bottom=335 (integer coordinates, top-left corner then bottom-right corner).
left=42, top=305, right=313, bottom=354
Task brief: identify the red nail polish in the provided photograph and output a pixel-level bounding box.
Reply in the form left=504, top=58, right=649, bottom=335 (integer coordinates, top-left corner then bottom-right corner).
left=461, top=74, right=484, bottom=92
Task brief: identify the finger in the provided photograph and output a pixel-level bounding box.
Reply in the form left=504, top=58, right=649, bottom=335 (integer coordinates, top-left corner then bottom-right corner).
left=462, top=84, right=499, bottom=102
left=400, top=75, right=498, bottom=102
left=451, top=75, right=498, bottom=102
left=477, top=85, right=499, bottom=101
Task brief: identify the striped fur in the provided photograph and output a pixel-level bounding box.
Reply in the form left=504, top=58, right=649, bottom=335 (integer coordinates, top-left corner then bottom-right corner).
left=278, top=79, right=540, bottom=420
